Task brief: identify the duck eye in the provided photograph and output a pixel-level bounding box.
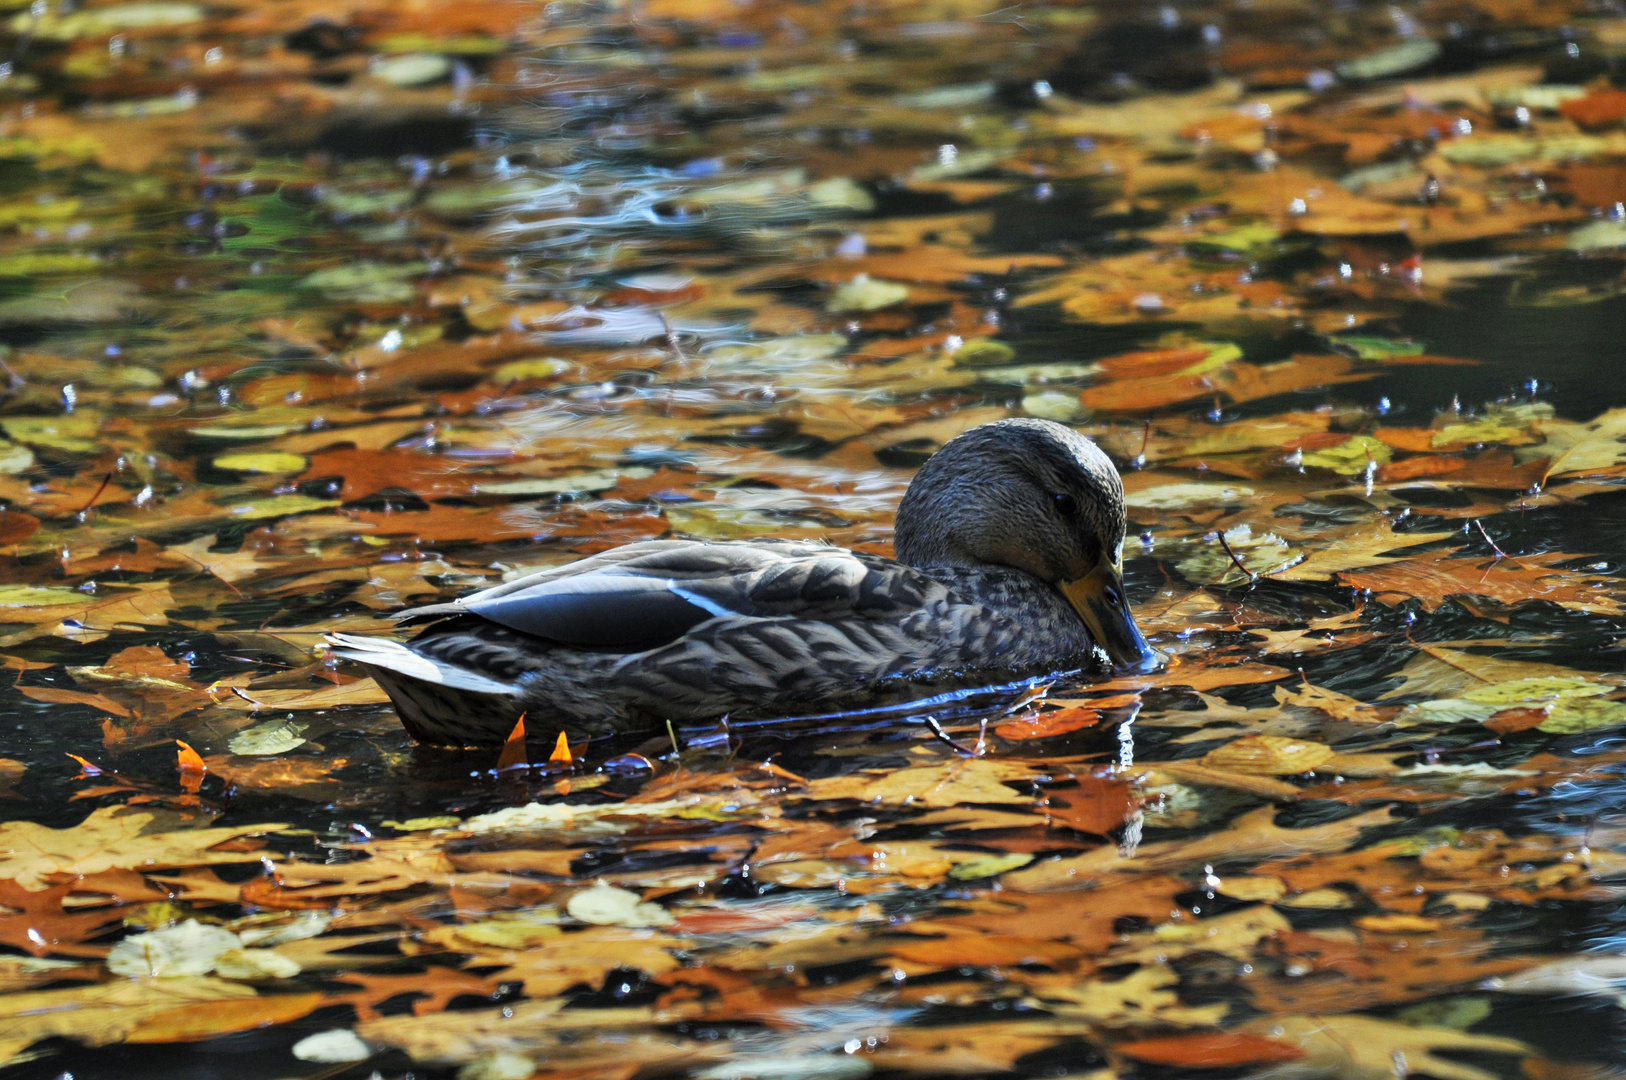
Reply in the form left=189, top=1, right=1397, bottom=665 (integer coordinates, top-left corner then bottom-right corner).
left=1052, top=493, right=1078, bottom=516
left=1104, top=585, right=1122, bottom=609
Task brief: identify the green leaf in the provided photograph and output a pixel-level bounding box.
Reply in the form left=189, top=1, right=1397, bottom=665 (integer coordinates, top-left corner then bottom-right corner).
left=0, top=413, right=101, bottom=452
left=1538, top=696, right=1626, bottom=734
left=948, top=853, right=1033, bottom=880
left=299, top=262, right=427, bottom=303
left=0, top=585, right=84, bottom=607
left=1330, top=335, right=1424, bottom=360
left=220, top=193, right=320, bottom=254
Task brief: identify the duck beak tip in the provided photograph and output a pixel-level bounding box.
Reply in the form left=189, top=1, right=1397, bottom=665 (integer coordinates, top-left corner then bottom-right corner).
left=1060, top=564, right=1159, bottom=673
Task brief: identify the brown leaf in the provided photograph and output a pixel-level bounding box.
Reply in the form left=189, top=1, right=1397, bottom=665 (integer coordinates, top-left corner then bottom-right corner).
left=890, top=934, right=1083, bottom=971
left=1043, top=777, right=1138, bottom=836
left=0, top=879, right=124, bottom=957
left=1559, top=89, right=1626, bottom=130
left=123, top=993, right=325, bottom=1043
left=14, top=685, right=131, bottom=717
left=0, top=511, right=39, bottom=547
left=1004, top=805, right=1400, bottom=891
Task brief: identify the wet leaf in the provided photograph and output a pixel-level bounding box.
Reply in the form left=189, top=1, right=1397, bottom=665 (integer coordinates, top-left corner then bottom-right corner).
left=1200, top=736, right=1334, bottom=776
left=566, top=885, right=674, bottom=929
left=211, top=453, right=308, bottom=474
left=0, top=806, right=285, bottom=890
left=1116, top=1032, right=1304, bottom=1067
left=124, top=992, right=324, bottom=1043
left=292, top=1029, right=372, bottom=1063
left=826, top=275, right=909, bottom=313
left=1240, top=1014, right=1529, bottom=1080
left=802, top=759, right=1036, bottom=808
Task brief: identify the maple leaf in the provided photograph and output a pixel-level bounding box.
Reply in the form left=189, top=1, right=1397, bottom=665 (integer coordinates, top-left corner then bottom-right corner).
left=1338, top=548, right=1625, bottom=614
left=123, top=994, right=326, bottom=1045
left=0, top=806, right=287, bottom=890
left=1531, top=407, right=1626, bottom=485
left=800, top=757, right=1039, bottom=808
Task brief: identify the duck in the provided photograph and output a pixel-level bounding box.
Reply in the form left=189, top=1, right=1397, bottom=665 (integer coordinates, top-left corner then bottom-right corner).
left=329, top=418, right=1158, bottom=745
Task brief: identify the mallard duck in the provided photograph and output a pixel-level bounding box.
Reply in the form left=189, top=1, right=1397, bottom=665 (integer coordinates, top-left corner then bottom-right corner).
left=330, top=418, right=1157, bottom=745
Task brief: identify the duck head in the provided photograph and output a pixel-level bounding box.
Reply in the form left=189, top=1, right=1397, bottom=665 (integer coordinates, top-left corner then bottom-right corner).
left=894, top=418, right=1160, bottom=673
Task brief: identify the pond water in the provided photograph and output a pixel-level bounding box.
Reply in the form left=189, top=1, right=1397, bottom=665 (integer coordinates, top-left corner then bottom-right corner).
left=1, top=0, right=1626, bottom=1077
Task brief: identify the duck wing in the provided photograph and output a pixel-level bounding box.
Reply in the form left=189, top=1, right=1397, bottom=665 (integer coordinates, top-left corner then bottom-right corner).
left=397, top=540, right=908, bottom=651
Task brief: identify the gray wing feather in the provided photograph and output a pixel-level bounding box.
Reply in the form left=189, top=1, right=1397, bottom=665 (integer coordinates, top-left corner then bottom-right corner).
left=397, top=540, right=884, bottom=652
left=466, top=569, right=748, bottom=647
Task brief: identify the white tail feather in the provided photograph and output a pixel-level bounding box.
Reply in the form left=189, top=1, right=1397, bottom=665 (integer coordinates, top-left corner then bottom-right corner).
left=327, top=633, right=520, bottom=696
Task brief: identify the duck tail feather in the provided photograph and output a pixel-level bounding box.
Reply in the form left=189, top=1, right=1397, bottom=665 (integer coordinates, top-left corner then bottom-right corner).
left=327, top=633, right=520, bottom=696
left=391, top=601, right=468, bottom=625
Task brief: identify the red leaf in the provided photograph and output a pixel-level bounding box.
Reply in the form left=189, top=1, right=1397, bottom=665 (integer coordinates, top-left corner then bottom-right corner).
left=995, top=706, right=1100, bottom=741
left=1485, top=706, right=1548, bottom=734
left=1116, top=1032, right=1305, bottom=1067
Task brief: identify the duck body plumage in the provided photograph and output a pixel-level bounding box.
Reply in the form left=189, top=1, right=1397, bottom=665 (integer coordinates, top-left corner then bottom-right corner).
left=332, top=537, right=1099, bottom=744
left=334, top=418, right=1159, bottom=745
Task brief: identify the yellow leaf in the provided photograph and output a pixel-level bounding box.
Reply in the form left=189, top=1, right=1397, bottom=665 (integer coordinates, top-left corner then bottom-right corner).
left=1201, top=736, right=1333, bottom=776
left=0, top=805, right=286, bottom=891
left=211, top=453, right=308, bottom=474
left=802, top=758, right=1038, bottom=808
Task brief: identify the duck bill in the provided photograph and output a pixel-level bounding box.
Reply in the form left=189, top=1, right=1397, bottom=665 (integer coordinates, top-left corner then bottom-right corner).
left=1061, top=564, right=1161, bottom=673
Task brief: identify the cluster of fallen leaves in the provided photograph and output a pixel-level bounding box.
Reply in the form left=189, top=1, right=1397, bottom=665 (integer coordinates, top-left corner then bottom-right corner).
left=1, top=0, right=1626, bottom=1075
left=0, top=721, right=1618, bottom=1078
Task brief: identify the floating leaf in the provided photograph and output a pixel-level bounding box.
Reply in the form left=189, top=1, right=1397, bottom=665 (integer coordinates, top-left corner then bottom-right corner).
left=1116, top=1032, right=1304, bottom=1067
left=124, top=993, right=324, bottom=1044
left=826, top=275, right=908, bottom=312
left=566, top=885, right=674, bottom=928
left=0, top=414, right=101, bottom=453
left=211, top=453, right=308, bottom=474
left=292, top=1029, right=372, bottom=1063
left=1200, top=736, right=1334, bottom=776
left=1299, top=434, right=1392, bottom=475
left=1336, top=37, right=1441, bottom=80
left=227, top=721, right=308, bottom=756
left=371, top=54, right=450, bottom=87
